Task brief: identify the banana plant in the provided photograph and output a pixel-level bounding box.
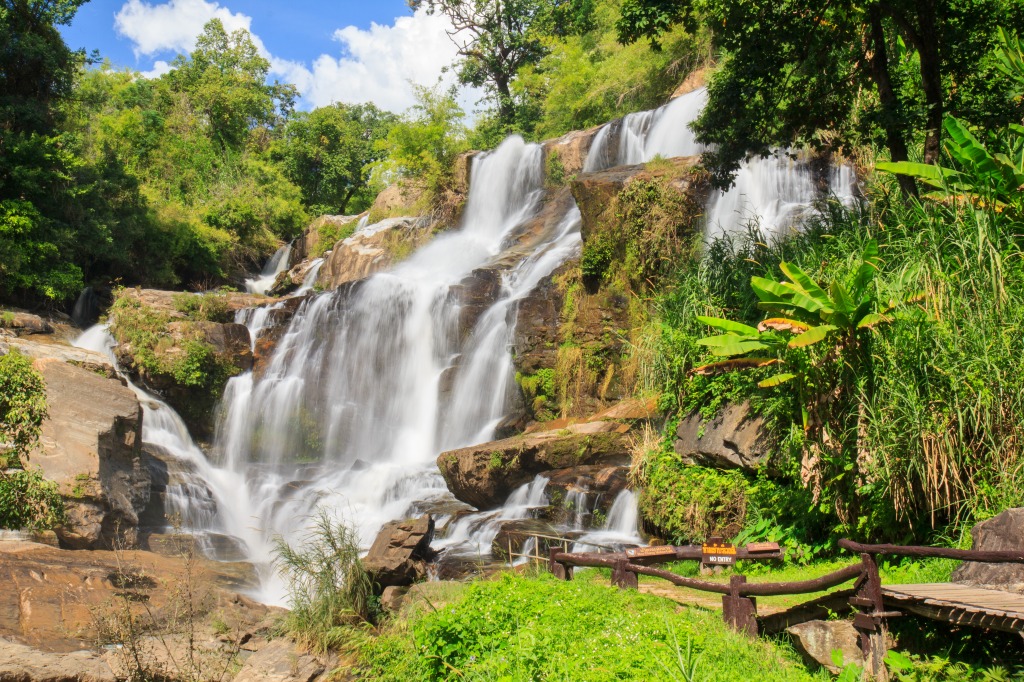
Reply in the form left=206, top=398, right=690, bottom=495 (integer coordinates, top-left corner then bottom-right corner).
left=876, top=116, right=1024, bottom=212
left=692, top=241, right=891, bottom=428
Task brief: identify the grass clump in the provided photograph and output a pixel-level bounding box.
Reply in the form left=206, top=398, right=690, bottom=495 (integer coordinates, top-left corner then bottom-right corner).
left=358, top=571, right=824, bottom=681
left=273, top=509, right=373, bottom=655
left=172, top=292, right=231, bottom=322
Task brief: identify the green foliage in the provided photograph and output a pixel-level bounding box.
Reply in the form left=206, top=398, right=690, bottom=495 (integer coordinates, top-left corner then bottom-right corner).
left=372, top=85, right=468, bottom=200
left=878, top=114, right=1024, bottom=215
left=885, top=650, right=1023, bottom=681
left=172, top=292, right=231, bottom=322
left=516, top=368, right=558, bottom=420
left=275, top=103, right=397, bottom=215
left=0, top=350, right=48, bottom=462
left=0, top=468, right=65, bottom=531
left=308, top=217, right=359, bottom=259
left=273, top=509, right=373, bottom=654
left=359, top=572, right=821, bottom=681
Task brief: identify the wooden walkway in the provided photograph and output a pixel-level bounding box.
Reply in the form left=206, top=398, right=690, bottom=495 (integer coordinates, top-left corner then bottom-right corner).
left=882, top=582, right=1024, bottom=635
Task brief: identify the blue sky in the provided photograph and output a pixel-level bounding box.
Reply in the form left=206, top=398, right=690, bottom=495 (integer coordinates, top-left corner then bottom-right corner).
left=59, top=0, right=478, bottom=112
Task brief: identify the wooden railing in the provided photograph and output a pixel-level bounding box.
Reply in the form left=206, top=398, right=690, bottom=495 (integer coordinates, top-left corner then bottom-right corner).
left=547, top=538, right=1024, bottom=678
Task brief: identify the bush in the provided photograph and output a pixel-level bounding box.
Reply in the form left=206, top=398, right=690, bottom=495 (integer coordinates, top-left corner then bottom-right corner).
left=0, top=469, right=65, bottom=531
left=0, top=350, right=48, bottom=462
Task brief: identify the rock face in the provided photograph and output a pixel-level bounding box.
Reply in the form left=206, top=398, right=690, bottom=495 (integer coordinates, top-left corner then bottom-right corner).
left=288, top=214, right=362, bottom=266
left=320, top=217, right=432, bottom=290
left=787, top=620, right=864, bottom=673
left=674, top=402, right=772, bottom=471
left=0, top=639, right=116, bottom=682
left=570, top=156, right=701, bottom=244
left=952, top=508, right=1024, bottom=593
left=0, top=540, right=264, bottom=653
left=30, top=358, right=148, bottom=549
left=542, top=125, right=601, bottom=177
left=437, top=421, right=630, bottom=510
left=367, top=181, right=427, bottom=223
left=0, top=311, right=54, bottom=336
left=363, top=515, right=435, bottom=589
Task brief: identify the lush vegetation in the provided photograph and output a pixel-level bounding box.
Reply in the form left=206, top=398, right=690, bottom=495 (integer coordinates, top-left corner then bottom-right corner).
left=359, top=571, right=825, bottom=681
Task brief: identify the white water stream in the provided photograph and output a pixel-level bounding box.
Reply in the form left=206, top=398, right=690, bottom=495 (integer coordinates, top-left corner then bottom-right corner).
left=76, top=90, right=857, bottom=604
left=244, top=244, right=292, bottom=295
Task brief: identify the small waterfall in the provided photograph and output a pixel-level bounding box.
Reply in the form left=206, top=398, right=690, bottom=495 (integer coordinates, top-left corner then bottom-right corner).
left=71, top=286, right=100, bottom=327
left=245, top=244, right=292, bottom=295
left=583, top=86, right=857, bottom=241
left=294, top=258, right=324, bottom=295
left=72, top=325, right=252, bottom=556
left=436, top=475, right=549, bottom=557
left=571, top=489, right=642, bottom=552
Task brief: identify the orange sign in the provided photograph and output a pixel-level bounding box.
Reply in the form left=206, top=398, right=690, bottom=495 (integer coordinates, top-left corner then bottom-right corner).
left=701, top=540, right=737, bottom=565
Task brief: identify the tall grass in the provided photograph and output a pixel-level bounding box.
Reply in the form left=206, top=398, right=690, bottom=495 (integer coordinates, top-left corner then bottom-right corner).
left=273, top=509, right=373, bottom=654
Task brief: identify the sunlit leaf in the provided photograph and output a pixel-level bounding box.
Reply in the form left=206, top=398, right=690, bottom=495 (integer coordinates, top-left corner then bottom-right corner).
left=695, top=316, right=759, bottom=336
left=690, top=358, right=779, bottom=376
left=758, top=373, right=797, bottom=388
left=787, top=324, right=837, bottom=348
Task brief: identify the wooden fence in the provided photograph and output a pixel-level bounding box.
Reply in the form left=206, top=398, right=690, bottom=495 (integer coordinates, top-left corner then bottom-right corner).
left=545, top=537, right=1024, bottom=678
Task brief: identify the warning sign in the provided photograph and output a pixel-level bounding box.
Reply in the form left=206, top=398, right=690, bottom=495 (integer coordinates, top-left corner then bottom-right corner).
left=701, top=538, right=737, bottom=566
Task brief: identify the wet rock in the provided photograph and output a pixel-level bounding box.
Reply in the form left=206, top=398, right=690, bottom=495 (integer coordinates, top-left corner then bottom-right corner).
left=787, top=620, right=864, bottom=673
left=437, top=421, right=630, bottom=510
left=674, top=402, right=772, bottom=471
left=363, top=515, right=435, bottom=590
left=321, top=217, right=432, bottom=290
left=289, top=214, right=362, bottom=266
left=233, top=638, right=327, bottom=682
left=952, top=508, right=1024, bottom=593
left=0, top=639, right=116, bottom=682
left=29, top=358, right=148, bottom=549
left=1, top=336, right=116, bottom=378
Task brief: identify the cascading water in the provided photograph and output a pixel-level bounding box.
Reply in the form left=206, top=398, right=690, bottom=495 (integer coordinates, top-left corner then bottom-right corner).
left=245, top=244, right=293, bottom=295
left=210, top=136, right=585, bottom=601
left=584, top=87, right=857, bottom=240
left=95, top=86, right=864, bottom=600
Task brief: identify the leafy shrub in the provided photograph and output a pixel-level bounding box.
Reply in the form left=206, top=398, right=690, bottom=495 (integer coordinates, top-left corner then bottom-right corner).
left=172, top=292, right=231, bottom=322
left=0, top=350, right=48, bottom=462
left=0, top=469, right=65, bottom=531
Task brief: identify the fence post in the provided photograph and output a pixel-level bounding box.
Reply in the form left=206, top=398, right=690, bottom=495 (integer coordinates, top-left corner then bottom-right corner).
left=611, top=557, right=638, bottom=590
left=548, top=547, right=570, bottom=581
left=853, top=553, right=890, bottom=681
left=722, top=574, right=757, bottom=636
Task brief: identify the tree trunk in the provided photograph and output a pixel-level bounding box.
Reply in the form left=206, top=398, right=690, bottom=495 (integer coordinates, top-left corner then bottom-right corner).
left=868, top=8, right=918, bottom=197
left=494, top=74, right=514, bottom=127
left=914, top=0, right=943, bottom=165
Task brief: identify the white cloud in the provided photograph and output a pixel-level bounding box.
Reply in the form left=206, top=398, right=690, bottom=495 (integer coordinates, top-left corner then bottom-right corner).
left=140, top=60, right=173, bottom=78
left=114, top=2, right=483, bottom=114
left=115, top=0, right=254, bottom=57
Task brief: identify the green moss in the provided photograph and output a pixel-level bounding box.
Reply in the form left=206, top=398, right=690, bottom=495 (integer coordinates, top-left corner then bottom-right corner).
left=639, top=458, right=752, bottom=545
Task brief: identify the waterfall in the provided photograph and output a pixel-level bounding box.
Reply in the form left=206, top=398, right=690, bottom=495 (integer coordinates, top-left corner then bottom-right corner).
left=210, top=136, right=580, bottom=601
left=571, top=489, right=642, bottom=552
left=245, top=244, right=292, bottom=295
left=583, top=87, right=857, bottom=240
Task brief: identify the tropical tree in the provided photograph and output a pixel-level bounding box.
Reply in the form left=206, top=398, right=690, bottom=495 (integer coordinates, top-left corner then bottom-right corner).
left=616, top=0, right=1024, bottom=191
left=277, top=103, right=398, bottom=215
left=408, top=0, right=594, bottom=128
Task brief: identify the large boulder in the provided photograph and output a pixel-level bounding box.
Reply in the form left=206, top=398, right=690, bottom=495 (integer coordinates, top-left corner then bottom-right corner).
left=491, top=518, right=561, bottom=561
left=787, top=620, right=864, bottom=673
left=363, top=515, right=435, bottom=590
left=0, top=311, right=54, bottom=336
left=674, top=402, right=773, bottom=471
left=30, top=358, right=148, bottom=549
left=232, top=638, right=327, bottom=682
left=367, top=181, right=427, bottom=223
left=437, top=421, right=630, bottom=510
left=952, top=508, right=1024, bottom=593
left=320, top=217, right=433, bottom=290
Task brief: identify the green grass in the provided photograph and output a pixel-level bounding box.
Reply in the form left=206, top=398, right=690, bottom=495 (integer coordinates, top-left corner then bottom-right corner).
left=357, top=571, right=829, bottom=681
